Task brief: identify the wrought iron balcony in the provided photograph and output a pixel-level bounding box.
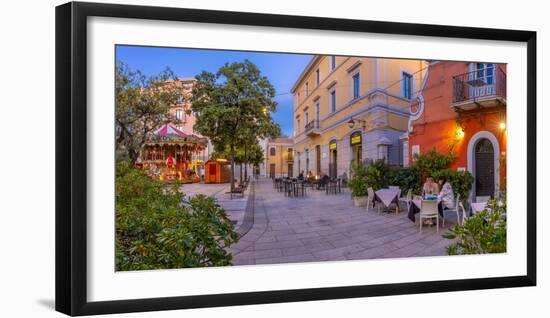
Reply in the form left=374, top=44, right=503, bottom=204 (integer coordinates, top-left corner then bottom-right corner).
left=452, top=66, right=506, bottom=110
left=304, top=120, right=321, bottom=137
left=286, top=154, right=295, bottom=162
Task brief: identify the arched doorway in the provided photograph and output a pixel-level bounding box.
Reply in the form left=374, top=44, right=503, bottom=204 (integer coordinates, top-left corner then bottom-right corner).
left=474, top=138, right=495, bottom=198
left=467, top=131, right=500, bottom=200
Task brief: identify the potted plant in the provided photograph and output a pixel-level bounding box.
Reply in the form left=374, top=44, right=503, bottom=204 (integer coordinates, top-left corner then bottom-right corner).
left=348, top=163, right=371, bottom=207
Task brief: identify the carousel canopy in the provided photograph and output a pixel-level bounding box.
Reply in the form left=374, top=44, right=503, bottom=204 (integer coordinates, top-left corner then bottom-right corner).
left=147, top=124, right=207, bottom=145
left=154, top=123, right=189, bottom=138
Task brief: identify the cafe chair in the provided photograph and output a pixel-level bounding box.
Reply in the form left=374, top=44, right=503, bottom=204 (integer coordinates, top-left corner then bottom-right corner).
left=394, top=189, right=401, bottom=215
left=367, top=187, right=375, bottom=213
left=442, top=194, right=465, bottom=227
left=399, top=189, right=413, bottom=211
left=419, top=200, right=439, bottom=233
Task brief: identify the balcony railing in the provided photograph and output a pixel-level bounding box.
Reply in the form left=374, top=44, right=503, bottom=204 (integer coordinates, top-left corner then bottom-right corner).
left=452, top=66, right=506, bottom=108
left=304, top=120, right=321, bottom=137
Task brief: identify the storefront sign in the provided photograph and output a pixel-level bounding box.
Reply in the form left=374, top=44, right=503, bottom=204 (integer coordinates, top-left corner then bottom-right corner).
left=329, top=141, right=337, bottom=150
left=350, top=132, right=362, bottom=146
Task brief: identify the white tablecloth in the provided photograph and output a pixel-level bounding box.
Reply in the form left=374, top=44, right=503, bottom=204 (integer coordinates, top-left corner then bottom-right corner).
left=411, top=196, right=440, bottom=209
left=375, top=189, right=400, bottom=207
left=471, top=202, right=488, bottom=213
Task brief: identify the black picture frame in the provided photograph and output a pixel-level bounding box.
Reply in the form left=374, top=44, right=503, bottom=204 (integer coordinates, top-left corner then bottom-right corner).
left=55, top=1, right=537, bottom=316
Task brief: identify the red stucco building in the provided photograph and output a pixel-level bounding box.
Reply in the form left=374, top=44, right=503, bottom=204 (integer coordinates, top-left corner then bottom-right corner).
left=407, top=61, right=506, bottom=199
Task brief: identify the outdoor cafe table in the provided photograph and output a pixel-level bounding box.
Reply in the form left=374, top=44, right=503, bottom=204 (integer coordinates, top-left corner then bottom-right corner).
left=407, top=196, right=444, bottom=222
left=374, top=188, right=400, bottom=211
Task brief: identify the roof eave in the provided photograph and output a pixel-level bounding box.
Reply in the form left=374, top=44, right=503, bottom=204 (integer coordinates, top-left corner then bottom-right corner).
left=290, top=55, right=323, bottom=94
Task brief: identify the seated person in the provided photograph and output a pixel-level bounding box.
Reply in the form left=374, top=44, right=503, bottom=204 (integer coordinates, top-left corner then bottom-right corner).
left=437, top=176, right=455, bottom=211
left=422, top=176, right=439, bottom=198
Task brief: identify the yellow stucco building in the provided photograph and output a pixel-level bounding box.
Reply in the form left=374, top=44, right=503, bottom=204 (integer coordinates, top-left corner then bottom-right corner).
left=292, top=55, right=428, bottom=177
left=262, top=137, right=294, bottom=178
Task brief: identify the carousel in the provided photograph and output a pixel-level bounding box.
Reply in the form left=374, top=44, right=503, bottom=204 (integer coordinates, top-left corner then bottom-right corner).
left=138, top=124, right=208, bottom=183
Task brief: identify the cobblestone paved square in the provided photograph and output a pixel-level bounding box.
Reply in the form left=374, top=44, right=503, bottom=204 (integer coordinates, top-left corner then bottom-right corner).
left=224, top=178, right=457, bottom=266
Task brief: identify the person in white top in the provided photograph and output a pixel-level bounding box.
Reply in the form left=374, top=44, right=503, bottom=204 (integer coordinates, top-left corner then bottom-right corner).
left=437, top=176, right=455, bottom=210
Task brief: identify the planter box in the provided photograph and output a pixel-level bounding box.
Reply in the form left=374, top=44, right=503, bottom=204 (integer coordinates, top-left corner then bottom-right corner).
left=353, top=196, right=369, bottom=207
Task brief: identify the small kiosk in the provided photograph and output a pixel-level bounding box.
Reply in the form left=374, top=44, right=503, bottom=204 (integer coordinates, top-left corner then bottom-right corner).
left=204, top=159, right=231, bottom=184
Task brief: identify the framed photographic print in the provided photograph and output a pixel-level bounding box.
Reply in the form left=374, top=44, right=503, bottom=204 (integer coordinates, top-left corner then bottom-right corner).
left=55, top=1, right=536, bottom=316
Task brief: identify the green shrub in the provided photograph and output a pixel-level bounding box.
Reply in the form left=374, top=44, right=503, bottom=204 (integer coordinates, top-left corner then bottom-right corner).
left=443, top=197, right=506, bottom=255
left=115, top=161, right=239, bottom=271
left=413, top=149, right=456, bottom=181
left=348, top=160, right=387, bottom=196
left=390, top=167, right=421, bottom=195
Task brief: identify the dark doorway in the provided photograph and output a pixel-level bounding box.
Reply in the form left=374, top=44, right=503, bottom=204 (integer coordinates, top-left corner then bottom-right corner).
left=288, top=164, right=293, bottom=178
left=315, top=145, right=321, bottom=175
left=475, top=138, right=495, bottom=198
left=269, top=163, right=276, bottom=179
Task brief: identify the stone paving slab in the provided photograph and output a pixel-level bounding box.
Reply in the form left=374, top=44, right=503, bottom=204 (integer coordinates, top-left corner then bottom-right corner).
left=229, top=178, right=458, bottom=266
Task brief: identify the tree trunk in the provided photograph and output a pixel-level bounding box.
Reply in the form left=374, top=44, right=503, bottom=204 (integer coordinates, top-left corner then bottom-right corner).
left=230, top=144, right=235, bottom=191
left=239, top=162, right=243, bottom=184
left=129, top=148, right=139, bottom=166
left=244, top=144, right=248, bottom=181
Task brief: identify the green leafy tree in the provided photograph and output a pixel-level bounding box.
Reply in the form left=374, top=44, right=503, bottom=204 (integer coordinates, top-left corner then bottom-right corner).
left=115, top=162, right=239, bottom=270
left=443, top=196, right=506, bottom=255
left=115, top=62, right=183, bottom=164
left=191, top=60, right=280, bottom=190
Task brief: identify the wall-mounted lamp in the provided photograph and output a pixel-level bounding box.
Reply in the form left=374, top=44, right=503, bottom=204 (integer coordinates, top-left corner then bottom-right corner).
left=456, top=127, right=465, bottom=138
left=499, top=122, right=506, bottom=130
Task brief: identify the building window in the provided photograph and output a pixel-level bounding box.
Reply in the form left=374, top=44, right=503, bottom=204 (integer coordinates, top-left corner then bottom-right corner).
left=305, top=112, right=309, bottom=126
left=352, top=72, right=360, bottom=100
left=476, top=63, right=495, bottom=85
left=330, top=90, right=336, bottom=113
left=331, top=56, right=336, bottom=71
left=305, top=149, right=310, bottom=173
left=270, top=147, right=276, bottom=156
left=315, top=102, right=320, bottom=123
left=305, top=82, right=309, bottom=96
left=297, top=92, right=301, bottom=105
left=402, top=72, right=412, bottom=99
left=297, top=118, right=301, bottom=133
left=175, top=109, right=183, bottom=121
left=316, top=69, right=320, bottom=85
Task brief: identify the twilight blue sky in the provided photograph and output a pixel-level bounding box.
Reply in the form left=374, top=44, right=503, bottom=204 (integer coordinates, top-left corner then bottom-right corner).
left=116, top=45, right=313, bottom=136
